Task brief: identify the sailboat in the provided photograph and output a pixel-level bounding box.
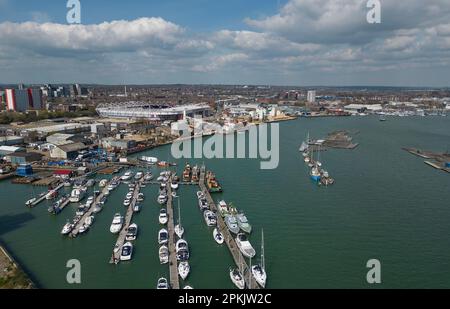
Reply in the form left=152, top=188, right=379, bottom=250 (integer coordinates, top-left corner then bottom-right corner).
left=251, top=229, right=267, bottom=288
left=229, top=254, right=245, bottom=289
left=299, top=132, right=310, bottom=152
left=174, top=198, right=184, bottom=238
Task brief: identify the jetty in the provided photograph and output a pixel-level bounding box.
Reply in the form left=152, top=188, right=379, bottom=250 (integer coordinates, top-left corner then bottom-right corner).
left=109, top=178, right=143, bottom=264
left=166, top=179, right=180, bottom=289
left=199, top=165, right=260, bottom=289
left=29, top=183, right=64, bottom=208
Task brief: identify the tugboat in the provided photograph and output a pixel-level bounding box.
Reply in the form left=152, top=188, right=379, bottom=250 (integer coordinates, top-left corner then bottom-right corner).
left=182, top=163, right=191, bottom=182
left=206, top=171, right=222, bottom=193
left=191, top=165, right=199, bottom=183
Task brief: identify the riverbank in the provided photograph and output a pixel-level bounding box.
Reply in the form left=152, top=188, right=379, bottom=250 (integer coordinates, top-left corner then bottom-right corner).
left=0, top=243, right=34, bottom=289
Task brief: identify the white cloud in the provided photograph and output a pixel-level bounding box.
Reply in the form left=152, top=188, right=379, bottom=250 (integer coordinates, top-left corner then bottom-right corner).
left=192, top=53, right=249, bottom=72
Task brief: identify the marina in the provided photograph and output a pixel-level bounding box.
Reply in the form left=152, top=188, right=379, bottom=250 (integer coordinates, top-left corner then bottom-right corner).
left=166, top=180, right=180, bottom=289
left=1, top=116, right=450, bottom=288
left=110, top=178, right=143, bottom=263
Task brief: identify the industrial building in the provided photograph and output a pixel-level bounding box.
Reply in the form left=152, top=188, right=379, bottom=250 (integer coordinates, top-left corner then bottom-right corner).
left=96, top=103, right=212, bottom=121
left=0, top=146, right=25, bottom=156
left=50, top=142, right=88, bottom=159
left=5, top=88, right=43, bottom=112
left=8, top=152, right=43, bottom=165
left=0, top=136, right=24, bottom=146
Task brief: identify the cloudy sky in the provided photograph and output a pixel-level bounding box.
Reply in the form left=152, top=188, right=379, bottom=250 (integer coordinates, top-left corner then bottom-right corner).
left=0, top=0, right=450, bottom=86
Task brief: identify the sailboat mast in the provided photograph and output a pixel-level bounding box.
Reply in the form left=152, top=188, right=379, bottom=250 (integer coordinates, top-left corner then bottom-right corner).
left=178, top=198, right=182, bottom=227
left=261, top=229, right=265, bottom=270
left=249, top=256, right=252, bottom=289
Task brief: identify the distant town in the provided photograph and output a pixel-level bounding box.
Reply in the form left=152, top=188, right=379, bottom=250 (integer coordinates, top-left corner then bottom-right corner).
left=0, top=83, right=449, bottom=176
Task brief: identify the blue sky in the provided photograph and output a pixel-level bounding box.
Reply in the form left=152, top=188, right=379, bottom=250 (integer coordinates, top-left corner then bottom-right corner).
left=0, top=0, right=285, bottom=31
left=0, top=0, right=450, bottom=87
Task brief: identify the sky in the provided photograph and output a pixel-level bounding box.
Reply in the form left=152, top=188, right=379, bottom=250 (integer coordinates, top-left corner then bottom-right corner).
left=0, top=0, right=450, bottom=87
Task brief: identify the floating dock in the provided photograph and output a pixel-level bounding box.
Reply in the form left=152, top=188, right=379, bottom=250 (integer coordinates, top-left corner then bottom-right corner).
left=29, top=183, right=64, bottom=208
left=166, top=180, right=180, bottom=289
left=109, top=179, right=143, bottom=264
left=199, top=166, right=260, bottom=289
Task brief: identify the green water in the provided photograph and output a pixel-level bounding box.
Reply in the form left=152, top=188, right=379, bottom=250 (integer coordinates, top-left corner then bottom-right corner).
left=1, top=116, right=450, bottom=288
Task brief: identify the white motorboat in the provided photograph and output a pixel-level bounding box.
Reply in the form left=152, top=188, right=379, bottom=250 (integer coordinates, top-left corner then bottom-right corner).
left=198, top=198, right=209, bottom=210
left=159, top=208, right=168, bottom=225
left=235, top=233, right=256, bottom=258
left=92, top=204, right=102, bottom=214
left=157, top=195, right=167, bottom=205
left=252, top=229, right=267, bottom=288
left=229, top=268, right=245, bottom=289
left=75, top=205, right=87, bottom=216
left=203, top=210, right=217, bottom=226
left=144, top=172, right=153, bottom=181
left=69, top=189, right=85, bottom=203
left=236, top=213, right=252, bottom=234
left=107, top=184, right=115, bottom=191
left=157, top=277, right=169, bottom=289
left=139, top=156, right=158, bottom=164
left=133, top=203, right=141, bottom=213
left=25, top=198, right=36, bottom=207
left=126, top=223, right=138, bottom=241
left=84, top=215, right=94, bottom=227
left=196, top=191, right=205, bottom=199
left=224, top=215, right=240, bottom=234
left=137, top=193, right=144, bottom=202
left=78, top=224, right=89, bottom=234
left=213, top=228, right=224, bottom=244
left=158, top=228, right=168, bottom=245
left=174, top=199, right=184, bottom=238
left=123, top=199, right=131, bottom=207
left=126, top=192, right=133, bottom=199
left=120, top=242, right=133, bottom=261
left=99, top=179, right=108, bottom=188
left=61, top=222, right=73, bottom=235
left=159, top=245, right=169, bottom=264
left=218, top=200, right=229, bottom=217
left=178, top=261, right=190, bottom=280
left=176, top=239, right=189, bottom=261
left=110, top=213, right=123, bottom=234
left=183, top=285, right=193, bottom=289
left=170, top=180, right=179, bottom=190
left=134, top=172, right=143, bottom=180
left=121, top=171, right=133, bottom=181
left=157, top=176, right=164, bottom=182
left=85, top=196, right=95, bottom=207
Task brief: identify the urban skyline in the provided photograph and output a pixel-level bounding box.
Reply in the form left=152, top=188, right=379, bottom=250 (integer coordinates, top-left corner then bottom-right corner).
left=0, top=0, right=450, bottom=87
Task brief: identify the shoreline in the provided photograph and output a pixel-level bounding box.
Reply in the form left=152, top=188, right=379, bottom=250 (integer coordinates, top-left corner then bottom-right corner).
left=0, top=241, right=36, bottom=289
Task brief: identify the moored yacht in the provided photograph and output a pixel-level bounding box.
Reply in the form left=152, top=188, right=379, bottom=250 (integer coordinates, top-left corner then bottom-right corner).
left=61, top=221, right=73, bottom=235
left=235, top=233, right=256, bottom=258
left=178, top=261, right=190, bottom=280
left=224, top=214, right=240, bottom=234
left=157, top=194, right=167, bottom=205
left=159, top=245, right=169, bottom=264
left=158, top=228, right=168, bottom=245
left=69, top=188, right=85, bottom=203
left=159, top=208, right=168, bottom=225
left=213, top=228, right=224, bottom=244
left=133, top=203, right=141, bottom=213
left=252, top=229, right=267, bottom=288
left=110, top=213, right=123, bottom=234
left=203, top=210, right=217, bottom=226
left=236, top=212, right=252, bottom=234
left=157, top=277, right=169, bottom=289
left=229, top=268, right=245, bottom=289
left=99, top=179, right=108, bottom=187
left=134, top=171, right=143, bottom=180
left=121, top=171, right=133, bottom=181
left=120, top=242, right=133, bottom=261
left=126, top=223, right=138, bottom=241
left=176, top=239, right=189, bottom=261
